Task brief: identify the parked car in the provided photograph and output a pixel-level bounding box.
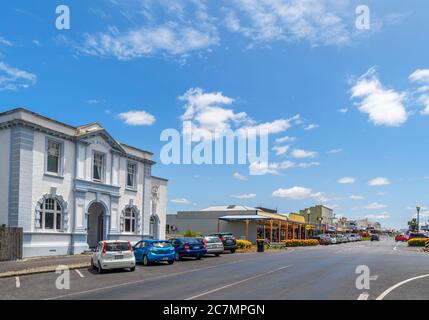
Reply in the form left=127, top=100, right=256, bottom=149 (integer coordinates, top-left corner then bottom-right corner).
left=312, top=234, right=331, bottom=245
left=336, top=234, right=347, bottom=243
left=203, top=236, right=224, bottom=256
left=170, top=238, right=207, bottom=261
left=328, top=234, right=337, bottom=244
left=408, top=232, right=429, bottom=240
left=91, top=240, right=136, bottom=274
left=347, top=234, right=358, bottom=242
left=370, top=234, right=380, bottom=241
left=395, top=234, right=409, bottom=242
left=133, top=240, right=175, bottom=266
left=208, top=232, right=237, bottom=253
left=356, top=235, right=362, bottom=241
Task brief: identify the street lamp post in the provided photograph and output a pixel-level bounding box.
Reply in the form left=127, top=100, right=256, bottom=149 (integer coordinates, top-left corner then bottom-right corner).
left=416, top=205, right=421, bottom=232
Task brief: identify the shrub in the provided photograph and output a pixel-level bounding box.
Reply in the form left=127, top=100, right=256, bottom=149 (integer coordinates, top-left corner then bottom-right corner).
left=280, top=239, right=319, bottom=247
left=236, top=239, right=252, bottom=249
left=183, top=229, right=203, bottom=238
left=362, top=237, right=371, bottom=241
left=408, top=238, right=429, bottom=247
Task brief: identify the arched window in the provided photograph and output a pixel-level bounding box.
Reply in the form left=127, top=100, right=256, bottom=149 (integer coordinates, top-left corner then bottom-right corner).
left=40, top=198, right=63, bottom=230
left=124, top=208, right=136, bottom=233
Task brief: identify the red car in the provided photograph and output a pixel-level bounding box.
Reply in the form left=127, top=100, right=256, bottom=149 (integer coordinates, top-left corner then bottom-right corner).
left=395, top=234, right=409, bottom=242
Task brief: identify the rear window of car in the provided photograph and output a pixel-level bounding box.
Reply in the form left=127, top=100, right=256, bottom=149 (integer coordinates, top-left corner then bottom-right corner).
left=182, top=238, right=200, bottom=244
left=152, top=241, right=172, bottom=248
left=221, top=234, right=234, bottom=239
left=205, top=237, right=221, bottom=243
left=105, top=242, right=130, bottom=252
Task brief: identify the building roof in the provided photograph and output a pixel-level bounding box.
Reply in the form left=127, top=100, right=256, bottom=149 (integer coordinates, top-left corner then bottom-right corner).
left=219, top=215, right=271, bottom=221
left=200, top=205, right=259, bottom=212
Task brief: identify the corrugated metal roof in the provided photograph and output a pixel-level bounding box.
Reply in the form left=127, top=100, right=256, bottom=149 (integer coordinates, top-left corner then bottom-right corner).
left=200, top=205, right=258, bottom=212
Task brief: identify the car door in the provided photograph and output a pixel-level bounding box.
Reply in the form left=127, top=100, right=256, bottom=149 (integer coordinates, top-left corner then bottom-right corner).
left=171, top=239, right=181, bottom=253
left=134, top=241, right=144, bottom=261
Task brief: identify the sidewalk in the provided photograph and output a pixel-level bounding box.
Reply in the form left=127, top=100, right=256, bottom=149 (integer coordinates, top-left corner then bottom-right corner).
left=0, top=254, right=91, bottom=278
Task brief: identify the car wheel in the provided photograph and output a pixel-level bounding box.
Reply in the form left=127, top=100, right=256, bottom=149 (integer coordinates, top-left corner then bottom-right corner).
left=175, top=252, right=181, bottom=261
left=91, top=259, right=96, bottom=270
left=230, top=249, right=236, bottom=254
left=130, top=266, right=136, bottom=272
left=143, top=255, right=150, bottom=266
left=196, top=255, right=202, bottom=260
left=97, top=260, right=103, bottom=274
left=215, top=253, right=220, bottom=257
left=168, top=260, right=174, bottom=265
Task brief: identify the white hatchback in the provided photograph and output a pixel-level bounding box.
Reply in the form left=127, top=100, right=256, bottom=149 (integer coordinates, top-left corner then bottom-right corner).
left=91, top=240, right=136, bottom=273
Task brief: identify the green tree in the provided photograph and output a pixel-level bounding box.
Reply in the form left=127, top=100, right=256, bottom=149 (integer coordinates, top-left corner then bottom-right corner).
left=408, top=218, right=418, bottom=232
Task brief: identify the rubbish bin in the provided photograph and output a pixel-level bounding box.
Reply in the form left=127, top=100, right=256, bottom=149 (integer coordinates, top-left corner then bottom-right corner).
left=257, top=240, right=265, bottom=253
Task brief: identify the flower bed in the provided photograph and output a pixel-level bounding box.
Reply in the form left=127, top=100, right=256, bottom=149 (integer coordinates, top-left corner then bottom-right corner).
left=280, top=239, right=319, bottom=247
left=408, top=238, right=429, bottom=247
left=236, top=239, right=253, bottom=249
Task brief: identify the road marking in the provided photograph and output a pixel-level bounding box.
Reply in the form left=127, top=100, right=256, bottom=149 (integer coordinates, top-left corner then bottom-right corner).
left=75, top=270, right=84, bottom=278
left=15, top=276, right=20, bottom=288
left=45, top=253, right=291, bottom=300
left=185, top=265, right=291, bottom=300
left=357, top=292, right=369, bottom=300
left=376, top=274, right=429, bottom=300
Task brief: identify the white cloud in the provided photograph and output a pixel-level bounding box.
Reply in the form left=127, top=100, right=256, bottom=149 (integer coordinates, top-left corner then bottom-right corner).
left=231, top=193, right=256, bottom=199
left=338, top=177, right=355, bottom=184
left=0, top=61, right=37, bottom=91
left=363, top=202, right=388, bottom=210
left=368, top=177, right=390, bottom=186
left=350, top=67, right=408, bottom=127
left=0, top=37, right=13, bottom=46
left=410, top=69, right=429, bottom=115
left=349, top=195, right=365, bottom=200
left=275, top=135, right=296, bottom=144
left=291, top=148, right=317, bottom=158
left=338, top=108, right=348, bottom=114
left=327, top=148, right=343, bottom=154
left=118, top=110, right=156, bottom=126
left=171, top=198, right=192, bottom=204
left=304, top=123, right=319, bottom=131
left=365, top=213, right=390, bottom=219
left=233, top=172, right=247, bottom=181
left=272, top=145, right=290, bottom=155
left=272, top=186, right=314, bottom=200
left=249, top=160, right=295, bottom=175
left=227, top=0, right=351, bottom=46
left=272, top=186, right=329, bottom=201
left=298, top=162, right=320, bottom=168
left=180, top=87, right=299, bottom=141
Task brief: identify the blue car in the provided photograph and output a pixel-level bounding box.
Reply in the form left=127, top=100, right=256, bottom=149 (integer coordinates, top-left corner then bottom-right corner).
left=133, top=240, right=176, bottom=266
left=170, top=238, right=207, bottom=261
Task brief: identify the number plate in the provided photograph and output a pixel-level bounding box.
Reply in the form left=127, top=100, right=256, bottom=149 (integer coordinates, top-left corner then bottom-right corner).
left=115, top=255, right=123, bottom=260
left=163, top=257, right=169, bottom=261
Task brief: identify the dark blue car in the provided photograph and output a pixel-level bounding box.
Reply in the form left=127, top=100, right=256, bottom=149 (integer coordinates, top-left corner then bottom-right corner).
left=170, top=238, right=207, bottom=261
left=133, top=240, right=175, bottom=266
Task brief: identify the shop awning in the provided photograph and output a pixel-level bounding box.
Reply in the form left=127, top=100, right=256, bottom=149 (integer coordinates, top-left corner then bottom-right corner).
left=219, top=215, right=271, bottom=221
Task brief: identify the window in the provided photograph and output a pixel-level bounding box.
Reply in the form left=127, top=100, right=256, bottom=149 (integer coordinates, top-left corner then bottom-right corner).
left=93, top=152, right=105, bottom=182
left=127, top=162, right=137, bottom=189
left=40, top=198, right=62, bottom=230
left=166, top=224, right=170, bottom=235
left=124, top=208, right=136, bottom=233
left=47, top=140, right=61, bottom=174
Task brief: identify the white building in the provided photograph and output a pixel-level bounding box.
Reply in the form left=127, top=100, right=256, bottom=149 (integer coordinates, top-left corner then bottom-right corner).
left=0, top=108, right=168, bottom=258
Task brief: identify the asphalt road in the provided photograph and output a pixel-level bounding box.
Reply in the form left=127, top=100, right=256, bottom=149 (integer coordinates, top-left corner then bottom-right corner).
left=1, top=238, right=429, bottom=300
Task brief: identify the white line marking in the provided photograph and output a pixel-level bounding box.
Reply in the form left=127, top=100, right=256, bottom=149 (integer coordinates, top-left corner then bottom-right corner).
left=185, top=265, right=291, bottom=300
left=376, top=274, right=429, bottom=300
left=75, top=270, right=84, bottom=278
left=357, top=292, right=369, bottom=300
left=15, top=276, right=20, bottom=288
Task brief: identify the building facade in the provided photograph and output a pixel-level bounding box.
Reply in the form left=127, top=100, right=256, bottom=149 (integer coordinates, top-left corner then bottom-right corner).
left=299, top=205, right=334, bottom=227
left=0, top=108, right=168, bottom=258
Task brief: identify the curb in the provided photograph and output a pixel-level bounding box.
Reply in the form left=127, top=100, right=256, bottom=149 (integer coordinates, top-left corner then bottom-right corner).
left=0, top=263, right=91, bottom=279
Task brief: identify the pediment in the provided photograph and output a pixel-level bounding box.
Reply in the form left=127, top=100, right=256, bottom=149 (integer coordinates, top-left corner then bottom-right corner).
left=77, top=129, right=125, bottom=153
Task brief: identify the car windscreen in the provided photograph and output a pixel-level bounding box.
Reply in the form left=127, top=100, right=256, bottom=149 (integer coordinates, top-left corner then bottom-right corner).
left=221, top=234, right=234, bottom=239
left=152, top=241, right=172, bottom=248
left=105, top=242, right=130, bottom=252
left=205, top=237, right=221, bottom=243
left=183, top=238, right=201, bottom=244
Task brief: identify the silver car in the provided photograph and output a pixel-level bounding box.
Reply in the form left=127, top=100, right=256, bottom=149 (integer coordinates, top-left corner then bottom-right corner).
left=91, top=240, right=136, bottom=273
left=204, top=236, right=224, bottom=256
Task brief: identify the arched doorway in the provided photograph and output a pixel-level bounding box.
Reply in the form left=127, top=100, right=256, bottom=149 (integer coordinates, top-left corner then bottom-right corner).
left=149, top=215, right=159, bottom=240
left=87, top=202, right=105, bottom=248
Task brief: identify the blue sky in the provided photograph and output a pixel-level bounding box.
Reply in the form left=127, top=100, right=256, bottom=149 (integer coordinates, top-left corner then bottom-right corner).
left=1, top=0, right=429, bottom=229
